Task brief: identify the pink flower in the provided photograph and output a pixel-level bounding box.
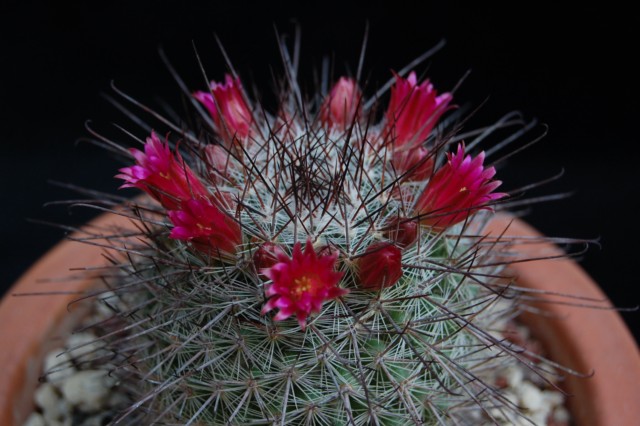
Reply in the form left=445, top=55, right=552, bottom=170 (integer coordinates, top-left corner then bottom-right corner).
left=168, top=198, right=242, bottom=258
left=261, top=240, right=347, bottom=330
left=320, top=77, right=362, bottom=130
left=194, top=74, right=253, bottom=143
left=385, top=72, right=452, bottom=149
left=357, top=242, right=403, bottom=290
left=414, top=144, right=506, bottom=229
left=390, top=145, right=434, bottom=181
left=116, top=132, right=208, bottom=210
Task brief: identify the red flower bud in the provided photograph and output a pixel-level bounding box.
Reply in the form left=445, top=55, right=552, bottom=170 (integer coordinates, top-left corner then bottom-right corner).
left=357, top=242, right=403, bottom=290
left=390, top=146, right=434, bottom=182
left=194, top=74, right=253, bottom=144
left=385, top=72, right=452, bottom=150
left=382, top=218, right=418, bottom=248
left=253, top=242, right=285, bottom=274
left=317, top=244, right=340, bottom=258
left=320, top=77, right=362, bottom=130
left=205, top=144, right=231, bottom=183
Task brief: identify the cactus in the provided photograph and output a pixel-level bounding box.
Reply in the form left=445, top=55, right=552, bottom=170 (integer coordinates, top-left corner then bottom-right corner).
left=71, top=37, right=572, bottom=425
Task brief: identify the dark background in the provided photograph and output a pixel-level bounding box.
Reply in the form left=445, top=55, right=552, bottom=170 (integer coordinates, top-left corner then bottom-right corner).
left=2, top=2, right=637, bottom=342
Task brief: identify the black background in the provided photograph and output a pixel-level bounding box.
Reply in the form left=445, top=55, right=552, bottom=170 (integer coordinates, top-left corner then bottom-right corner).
left=2, top=2, right=637, bottom=342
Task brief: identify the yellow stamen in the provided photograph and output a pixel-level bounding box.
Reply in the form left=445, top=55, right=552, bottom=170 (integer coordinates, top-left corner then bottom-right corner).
left=196, top=223, right=211, bottom=231
left=293, top=276, right=312, bottom=296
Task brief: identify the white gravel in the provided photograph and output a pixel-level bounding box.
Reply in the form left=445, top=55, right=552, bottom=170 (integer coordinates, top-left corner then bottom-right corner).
left=61, top=370, right=117, bottom=413
left=25, top=292, right=130, bottom=426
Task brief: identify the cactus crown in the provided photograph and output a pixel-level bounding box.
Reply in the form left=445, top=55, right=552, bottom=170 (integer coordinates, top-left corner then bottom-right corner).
left=73, top=36, right=568, bottom=425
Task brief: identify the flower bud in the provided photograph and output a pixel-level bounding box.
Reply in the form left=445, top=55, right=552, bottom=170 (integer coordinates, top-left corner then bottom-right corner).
left=320, top=77, right=362, bottom=130
left=253, top=242, right=285, bottom=275
left=385, top=71, right=452, bottom=149
left=194, top=74, right=253, bottom=144
left=390, top=146, right=434, bottom=182
left=317, top=244, right=340, bottom=258
left=382, top=218, right=418, bottom=248
left=205, top=144, right=230, bottom=183
left=357, top=242, right=403, bottom=290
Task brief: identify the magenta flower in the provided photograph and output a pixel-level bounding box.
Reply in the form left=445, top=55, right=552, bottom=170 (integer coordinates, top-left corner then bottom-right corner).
left=320, top=77, right=362, bottom=130
left=117, top=131, right=208, bottom=210
left=385, top=72, right=452, bottom=149
left=357, top=242, right=403, bottom=290
left=414, top=144, right=506, bottom=229
left=261, top=240, right=347, bottom=330
left=194, top=74, right=253, bottom=143
left=168, top=198, right=242, bottom=258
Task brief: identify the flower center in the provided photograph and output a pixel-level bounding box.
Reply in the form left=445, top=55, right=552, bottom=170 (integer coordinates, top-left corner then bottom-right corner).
left=293, top=276, right=313, bottom=297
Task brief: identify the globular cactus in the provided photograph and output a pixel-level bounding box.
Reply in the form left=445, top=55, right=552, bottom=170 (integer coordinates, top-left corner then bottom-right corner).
left=83, top=38, right=557, bottom=425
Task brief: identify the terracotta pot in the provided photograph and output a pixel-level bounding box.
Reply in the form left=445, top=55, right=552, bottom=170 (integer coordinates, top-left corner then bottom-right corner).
left=0, top=213, right=638, bottom=425
left=484, top=214, right=640, bottom=426
left=0, top=212, right=134, bottom=426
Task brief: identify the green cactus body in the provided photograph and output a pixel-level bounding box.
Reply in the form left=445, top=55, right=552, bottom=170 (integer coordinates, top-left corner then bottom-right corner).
left=90, top=47, right=546, bottom=425
left=123, top=229, right=506, bottom=425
